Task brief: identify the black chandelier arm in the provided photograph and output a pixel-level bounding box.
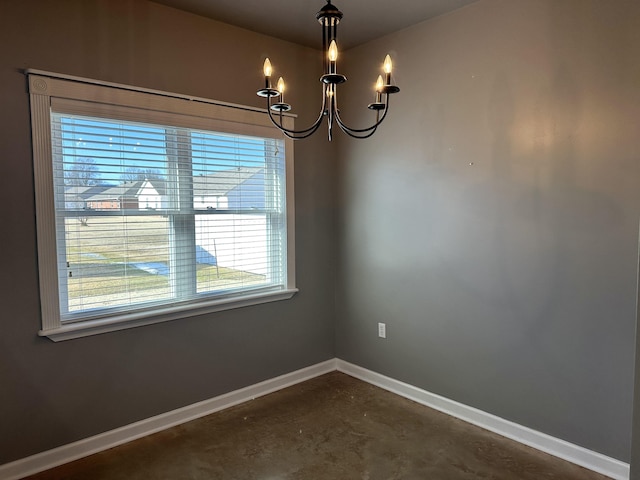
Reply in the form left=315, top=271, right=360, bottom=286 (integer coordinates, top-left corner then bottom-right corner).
left=335, top=105, right=386, bottom=134
left=278, top=123, right=325, bottom=140
left=333, top=93, right=392, bottom=135
left=338, top=124, right=379, bottom=140
left=266, top=103, right=324, bottom=136
left=264, top=89, right=328, bottom=136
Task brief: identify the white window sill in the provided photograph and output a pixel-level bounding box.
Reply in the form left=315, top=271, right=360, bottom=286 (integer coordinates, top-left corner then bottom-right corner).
left=39, top=289, right=298, bottom=342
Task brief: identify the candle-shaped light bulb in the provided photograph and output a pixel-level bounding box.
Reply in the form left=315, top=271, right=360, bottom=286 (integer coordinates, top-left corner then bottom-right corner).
left=329, top=40, right=338, bottom=62
left=383, top=55, right=393, bottom=74
left=375, top=75, right=384, bottom=102
left=263, top=58, right=272, bottom=89
left=263, top=58, right=273, bottom=77
left=277, top=77, right=285, bottom=103
left=328, top=40, right=338, bottom=73
left=383, top=54, right=393, bottom=84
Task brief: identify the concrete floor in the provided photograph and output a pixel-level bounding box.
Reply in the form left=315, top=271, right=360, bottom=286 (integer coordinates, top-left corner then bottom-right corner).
left=24, top=371, right=611, bottom=479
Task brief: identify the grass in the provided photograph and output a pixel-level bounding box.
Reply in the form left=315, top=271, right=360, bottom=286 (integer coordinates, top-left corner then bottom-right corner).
left=64, top=216, right=266, bottom=311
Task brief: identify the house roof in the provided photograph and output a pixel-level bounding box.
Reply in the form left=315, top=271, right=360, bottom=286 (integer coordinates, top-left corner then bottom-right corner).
left=193, top=167, right=264, bottom=197
left=139, top=178, right=167, bottom=197
left=86, top=181, right=144, bottom=202
left=64, top=185, right=109, bottom=199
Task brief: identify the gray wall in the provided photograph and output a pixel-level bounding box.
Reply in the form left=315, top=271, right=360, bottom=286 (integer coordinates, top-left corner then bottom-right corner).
left=335, top=0, right=640, bottom=462
left=633, top=262, right=640, bottom=478
left=0, top=0, right=336, bottom=464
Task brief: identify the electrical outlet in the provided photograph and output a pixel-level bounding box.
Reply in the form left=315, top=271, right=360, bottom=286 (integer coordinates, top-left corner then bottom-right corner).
left=378, top=322, right=386, bottom=339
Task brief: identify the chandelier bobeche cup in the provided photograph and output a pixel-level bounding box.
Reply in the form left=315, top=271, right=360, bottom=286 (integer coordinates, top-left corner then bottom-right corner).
left=257, top=0, right=400, bottom=141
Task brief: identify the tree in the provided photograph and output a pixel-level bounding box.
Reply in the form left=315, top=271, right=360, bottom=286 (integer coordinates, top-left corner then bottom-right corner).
left=63, top=157, right=100, bottom=226
left=64, top=157, right=100, bottom=186
left=121, top=167, right=163, bottom=183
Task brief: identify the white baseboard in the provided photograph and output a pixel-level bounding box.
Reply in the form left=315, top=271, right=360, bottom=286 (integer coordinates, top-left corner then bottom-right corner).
left=0, top=359, right=337, bottom=480
left=1, top=358, right=629, bottom=480
left=336, top=359, right=629, bottom=480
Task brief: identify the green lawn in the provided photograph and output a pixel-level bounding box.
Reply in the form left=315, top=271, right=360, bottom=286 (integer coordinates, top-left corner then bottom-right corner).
left=64, top=216, right=266, bottom=310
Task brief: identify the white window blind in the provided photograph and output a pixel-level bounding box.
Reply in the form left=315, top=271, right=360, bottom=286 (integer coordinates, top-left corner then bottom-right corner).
left=29, top=71, right=296, bottom=341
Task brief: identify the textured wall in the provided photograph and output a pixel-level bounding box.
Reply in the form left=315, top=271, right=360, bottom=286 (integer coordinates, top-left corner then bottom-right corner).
left=0, top=0, right=336, bottom=464
left=335, top=0, right=640, bottom=462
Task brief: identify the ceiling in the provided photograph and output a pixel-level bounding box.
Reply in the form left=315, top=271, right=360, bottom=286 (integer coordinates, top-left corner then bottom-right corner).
left=151, top=0, right=480, bottom=49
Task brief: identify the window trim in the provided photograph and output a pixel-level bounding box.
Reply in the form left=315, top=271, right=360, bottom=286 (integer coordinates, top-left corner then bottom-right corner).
left=28, top=70, right=297, bottom=342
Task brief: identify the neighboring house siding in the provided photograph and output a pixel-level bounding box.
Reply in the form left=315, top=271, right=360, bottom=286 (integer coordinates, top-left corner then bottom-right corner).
left=86, top=197, right=139, bottom=210
left=194, top=195, right=228, bottom=209
left=120, top=198, right=139, bottom=210
left=194, top=168, right=267, bottom=275
left=195, top=214, right=268, bottom=276
left=226, top=170, right=265, bottom=210
left=138, top=180, right=167, bottom=209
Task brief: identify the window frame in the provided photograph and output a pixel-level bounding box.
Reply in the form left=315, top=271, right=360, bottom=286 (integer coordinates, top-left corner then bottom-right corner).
left=28, top=70, right=297, bottom=342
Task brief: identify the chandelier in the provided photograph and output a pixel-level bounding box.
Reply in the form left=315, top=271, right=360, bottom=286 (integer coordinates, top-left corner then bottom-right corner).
left=257, top=0, right=400, bottom=141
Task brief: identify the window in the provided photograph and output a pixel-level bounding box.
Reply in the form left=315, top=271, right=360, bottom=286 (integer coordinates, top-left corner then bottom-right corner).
left=29, top=72, right=296, bottom=341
